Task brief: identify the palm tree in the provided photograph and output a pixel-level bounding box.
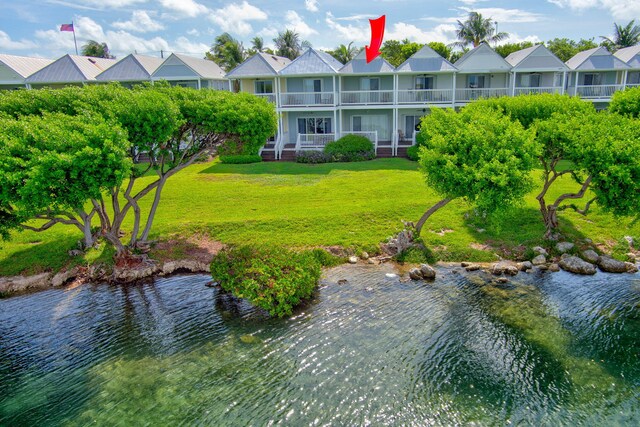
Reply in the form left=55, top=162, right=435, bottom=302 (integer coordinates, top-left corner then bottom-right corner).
left=600, top=20, right=640, bottom=51
left=205, top=33, right=246, bottom=72
left=251, top=36, right=265, bottom=53
left=81, top=40, right=114, bottom=58
left=453, top=12, right=509, bottom=48
left=329, top=42, right=358, bottom=63
left=273, top=29, right=303, bottom=60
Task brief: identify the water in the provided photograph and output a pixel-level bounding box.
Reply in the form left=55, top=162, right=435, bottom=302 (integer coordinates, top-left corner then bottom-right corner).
left=1, top=265, right=639, bottom=426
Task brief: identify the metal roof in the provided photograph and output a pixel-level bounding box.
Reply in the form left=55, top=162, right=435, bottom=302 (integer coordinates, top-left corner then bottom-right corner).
left=614, top=45, right=640, bottom=68
left=505, top=44, right=568, bottom=71
left=226, top=52, right=291, bottom=78
left=339, top=49, right=395, bottom=74
left=95, top=54, right=163, bottom=81
left=172, top=53, right=226, bottom=79
left=26, top=55, right=116, bottom=83
left=566, top=46, right=630, bottom=71
left=396, top=44, right=457, bottom=73
left=0, top=54, right=53, bottom=78
left=279, top=48, right=342, bottom=76
left=454, top=43, right=512, bottom=72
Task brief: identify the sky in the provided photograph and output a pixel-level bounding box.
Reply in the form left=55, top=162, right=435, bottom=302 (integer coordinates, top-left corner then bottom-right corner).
left=0, top=0, right=639, bottom=59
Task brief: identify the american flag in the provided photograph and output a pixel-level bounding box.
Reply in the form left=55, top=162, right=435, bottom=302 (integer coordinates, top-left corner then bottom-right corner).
left=60, top=23, right=74, bottom=32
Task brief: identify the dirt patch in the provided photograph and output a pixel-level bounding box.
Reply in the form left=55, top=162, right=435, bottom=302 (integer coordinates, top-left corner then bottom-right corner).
left=152, top=234, right=224, bottom=265
left=469, top=242, right=492, bottom=251
left=431, top=228, right=454, bottom=236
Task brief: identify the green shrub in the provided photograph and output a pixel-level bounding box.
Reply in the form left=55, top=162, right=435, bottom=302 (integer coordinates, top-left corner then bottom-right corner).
left=307, top=248, right=345, bottom=267
left=295, top=150, right=332, bottom=164
left=406, top=145, right=419, bottom=161
left=219, top=154, right=263, bottom=164
left=323, top=134, right=375, bottom=162
left=210, top=246, right=322, bottom=318
left=610, top=87, right=640, bottom=118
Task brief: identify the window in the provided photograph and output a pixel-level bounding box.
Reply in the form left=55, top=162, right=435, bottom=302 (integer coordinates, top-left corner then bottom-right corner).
left=521, top=73, right=541, bottom=87
left=360, top=78, right=380, bottom=91
left=583, top=73, right=602, bottom=86
left=415, top=76, right=435, bottom=90
left=255, top=80, right=273, bottom=94
left=628, top=72, right=640, bottom=85
left=467, top=75, right=486, bottom=89
left=297, top=117, right=332, bottom=134
left=303, top=79, right=322, bottom=93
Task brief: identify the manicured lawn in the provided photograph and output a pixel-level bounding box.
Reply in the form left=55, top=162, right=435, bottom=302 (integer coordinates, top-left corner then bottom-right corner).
left=1, top=158, right=638, bottom=276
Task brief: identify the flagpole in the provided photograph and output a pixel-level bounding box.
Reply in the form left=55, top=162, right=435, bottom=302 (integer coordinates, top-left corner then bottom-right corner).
left=72, top=21, right=78, bottom=55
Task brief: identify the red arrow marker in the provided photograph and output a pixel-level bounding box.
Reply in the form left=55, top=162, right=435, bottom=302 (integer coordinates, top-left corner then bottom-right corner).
left=365, top=15, right=385, bottom=63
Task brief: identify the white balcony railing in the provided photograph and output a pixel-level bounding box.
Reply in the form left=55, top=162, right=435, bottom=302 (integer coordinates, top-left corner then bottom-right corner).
left=254, top=93, right=276, bottom=103
left=341, top=90, right=394, bottom=105
left=397, top=89, right=453, bottom=104
left=281, top=92, right=334, bottom=107
left=340, top=131, right=378, bottom=151
left=626, top=83, right=640, bottom=88
left=513, top=87, right=563, bottom=96
left=575, top=84, right=623, bottom=98
left=295, top=133, right=336, bottom=150
left=455, top=87, right=509, bottom=102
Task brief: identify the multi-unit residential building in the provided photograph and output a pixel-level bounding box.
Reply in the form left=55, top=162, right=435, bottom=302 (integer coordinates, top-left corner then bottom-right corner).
left=2, top=41, right=640, bottom=160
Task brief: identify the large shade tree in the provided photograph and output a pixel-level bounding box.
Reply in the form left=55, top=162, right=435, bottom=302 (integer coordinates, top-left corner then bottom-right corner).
left=453, top=12, right=509, bottom=49
left=545, top=38, right=598, bottom=62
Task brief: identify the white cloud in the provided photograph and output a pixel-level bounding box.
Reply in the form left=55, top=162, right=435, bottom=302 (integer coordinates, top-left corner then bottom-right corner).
left=48, top=0, right=147, bottom=8
left=386, top=23, right=458, bottom=44
left=325, top=12, right=370, bottom=42
left=172, top=36, right=209, bottom=56
left=160, top=0, right=209, bottom=18
left=460, top=7, right=544, bottom=23
left=209, top=1, right=268, bottom=36
left=187, top=29, right=200, bottom=36
left=284, top=10, right=318, bottom=38
left=0, top=30, right=38, bottom=50
left=547, top=0, right=640, bottom=19
left=113, top=10, right=164, bottom=33
left=305, top=0, right=319, bottom=13
left=498, top=33, right=543, bottom=45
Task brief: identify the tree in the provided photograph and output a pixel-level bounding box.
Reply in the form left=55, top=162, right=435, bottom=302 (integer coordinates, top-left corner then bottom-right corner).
left=380, top=39, right=423, bottom=67
left=274, top=29, right=304, bottom=60
left=81, top=40, right=115, bottom=59
left=327, top=42, right=358, bottom=64
left=427, top=42, right=452, bottom=61
left=610, top=86, right=640, bottom=118
left=413, top=107, right=538, bottom=236
left=251, top=36, right=265, bottom=53
left=453, top=12, right=509, bottom=49
left=494, top=41, right=535, bottom=58
left=205, top=33, right=246, bottom=72
left=600, top=20, right=640, bottom=51
left=545, top=38, right=598, bottom=62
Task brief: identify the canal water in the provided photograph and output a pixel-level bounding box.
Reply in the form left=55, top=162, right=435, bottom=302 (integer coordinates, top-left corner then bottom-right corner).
left=1, top=264, right=639, bottom=426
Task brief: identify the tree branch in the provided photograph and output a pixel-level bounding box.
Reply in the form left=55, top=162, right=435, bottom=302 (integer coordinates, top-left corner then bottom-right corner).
left=552, top=175, right=593, bottom=208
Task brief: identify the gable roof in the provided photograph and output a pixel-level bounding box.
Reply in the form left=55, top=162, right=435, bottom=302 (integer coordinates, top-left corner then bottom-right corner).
left=396, top=44, right=457, bottom=73
left=96, top=54, right=164, bottom=81
left=506, top=44, right=568, bottom=72
left=339, top=49, right=395, bottom=74
left=0, top=54, right=54, bottom=79
left=613, top=45, right=640, bottom=69
left=153, top=53, right=226, bottom=80
left=454, top=43, right=512, bottom=72
left=566, top=46, right=630, bottom=71
left=279, top=48, right=342, bottom=76
left=226, top=52, right=291, bottom=78
left=26, top=54, right=116, bottom=83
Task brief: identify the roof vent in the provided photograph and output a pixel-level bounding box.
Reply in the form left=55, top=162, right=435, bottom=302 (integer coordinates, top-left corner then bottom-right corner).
left=88, top=58, right=96, bottom=64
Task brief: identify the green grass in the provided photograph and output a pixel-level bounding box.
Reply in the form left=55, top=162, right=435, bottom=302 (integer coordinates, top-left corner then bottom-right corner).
left=1, top=158, right=639, bottom=276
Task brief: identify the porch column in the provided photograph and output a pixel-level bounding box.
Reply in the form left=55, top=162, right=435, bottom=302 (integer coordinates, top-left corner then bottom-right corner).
left=561, top=71, right=567, bottom=95
left=332, top=75, right=337, bottom=107
left=511, top=71, right=516, bottom=96
left=622, top=70, right=628, bottom=90
left=333, top=109, right=338, bottom=139
left=452, top=72, right=457, bottom=107
left=393, top=73, right=398, bottom=105
left=197, top=78, right=201, bottom=90
left=392, top=108, right=398, bottom=157
left=574, top=72, right=579, bottom=96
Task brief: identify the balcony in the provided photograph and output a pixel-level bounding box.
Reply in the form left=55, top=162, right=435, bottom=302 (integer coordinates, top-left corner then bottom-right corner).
left=281, top=92, right=334, bottom=107
left=575, top=84, right=623, bottom=98
left=513, top=87, right=563, bottom=96
left=455, top=87, right=509, bottom=102
left=254, top=93, right=276, bottom=103
left=397, top=89, right=453, bottom=104
left=341, top=90, right=393, bottom=105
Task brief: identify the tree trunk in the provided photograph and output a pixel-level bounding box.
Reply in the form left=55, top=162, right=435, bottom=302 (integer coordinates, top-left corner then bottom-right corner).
left=82, top=219, right=94, bottom=248
left=541, top=204, right=560, bottom=240
left=415, top=198, right=452, bottom=236
left=139, top=178, right=166, bottom=242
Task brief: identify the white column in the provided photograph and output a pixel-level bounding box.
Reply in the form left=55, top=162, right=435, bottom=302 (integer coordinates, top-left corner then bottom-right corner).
left=451, top=72, right=457, bottom=107
left=511, top=72, right=516, bottom=96
left=197, top=78, right=201, bottom=90
left=622, top=70, right=628, bottom=90
left=561, top=71, right=567, bottom=95
left=575, top=72, right=579, bottom=96
left=392, top=108, right=398, bottom=156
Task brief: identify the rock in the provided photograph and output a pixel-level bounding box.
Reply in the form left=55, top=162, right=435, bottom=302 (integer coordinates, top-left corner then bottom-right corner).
left=409, top=268, right=423, bottom=281
left=381, top=229, right=414, bottom=256
left=624, top=236, right=634, bottom=248
left=360, top=252, right=369, bottom=260
left=518, top=261, right=533, bottom=271
left=532, top=255, right=547, bottom=266
left=337, top=279, right=348, bottom=285
left=491, top=261, right=519, bottom=276
left=532, top=246, right=548, bottom=256
left=162, top=260, right=210, bottom=275
left=556, top=242, right=575, bottom=254
left=0, top=273, right=52, bottom=293
left=385, top=273, right=398, bottom=279
left=113, top=261, right=160, bottom=283
left=626, top=253, right=637, bottom=263
left=68, top=249, right=84, bottom=257
left=465, top=264, right=481, bottom=272
left=559, top=256, right=597, bottom=275
left=420, top=264, right=437, bottom=280
left=625, top=263, right=639, bottom=274
left=496, top=277, right=509, bottom=284
left=583, top=238, right=593, bottom=244
left=51, top=268, right=79, bottom=287
left=348, top=256, right=358, bottom=264
left=581, top=250, right=600, bottom=264
left=367, top=259, right=376, bottom=265
left=548, top=263, right=560, bottom=272
left=597, top=256, right=628, bottom=274
left=461, top=262, right=471, bottom=267
left=537, top=264, right=549, bottom=271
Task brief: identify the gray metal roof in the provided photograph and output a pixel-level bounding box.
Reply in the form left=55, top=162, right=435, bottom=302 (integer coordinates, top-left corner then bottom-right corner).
left=226, top=52, right=291, bottom=78
left=339, top=49, right=395, bottom=74
left=454, top=43, right=512, bottom=72
left=27, top=55, right=116, bottom=83
left=279, top=48, right=343, bottom=76
left=0, top=54, right=53, bottom=78
left=506, top=44, right=568, bottom=71
left=396, top=44, right=457, bottom=73
left=153, top=53, right=226, bottom=80
left=614, top=45, right=640, bottom=68
left=95, top=54, right=163, bottom=81
left=566, top=46, right=630, bottom=71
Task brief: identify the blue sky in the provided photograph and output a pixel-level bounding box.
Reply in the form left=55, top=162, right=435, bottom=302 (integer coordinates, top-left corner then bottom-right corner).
left=0, top=0, right=639, bottom=59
